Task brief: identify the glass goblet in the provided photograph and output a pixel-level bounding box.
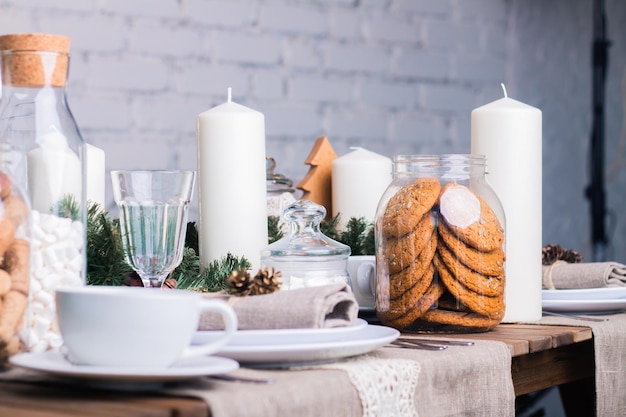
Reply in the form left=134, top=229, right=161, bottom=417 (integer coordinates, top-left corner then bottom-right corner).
left=111, top=170, right=196, bottom=288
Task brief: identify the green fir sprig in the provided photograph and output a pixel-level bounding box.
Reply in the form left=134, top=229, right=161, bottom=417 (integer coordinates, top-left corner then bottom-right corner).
left=86, top=202, right=134, bottom=286
left=266, top=213, right=375, bottom=256
left=173, top=251, right=250, bottom=292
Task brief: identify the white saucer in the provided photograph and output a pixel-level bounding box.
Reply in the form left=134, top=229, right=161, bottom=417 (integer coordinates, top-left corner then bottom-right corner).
left=195, top=323, right=399, bottom=368
left=10, top=351, right=239, bottom=389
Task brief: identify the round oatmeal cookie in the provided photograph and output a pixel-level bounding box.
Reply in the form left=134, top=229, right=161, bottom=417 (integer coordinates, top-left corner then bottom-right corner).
left=419, top=308, right=503, bottom=330
left=383, top=213, right=435, bottom=275
left=438, top=220, right=505, bottom=276
left=381, top=177, right=440, bottom=239
left=388, top=232, right=437, bottom=300
left=438, top=183, right=504, bottom=252
left=378, top=276, right=444, bottom=330
left=435, top=253, right=504, bottom=317
left=380, top=263, right=435, bottom=321
left=436, top=239, right=504, bottom=297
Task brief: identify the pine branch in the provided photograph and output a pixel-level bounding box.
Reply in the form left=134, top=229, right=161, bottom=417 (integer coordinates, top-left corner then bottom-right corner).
left=86, top=202, right=134, bottom=286
left=52, top=194, right=81, bottom=220
left=340, top=217, right=370, bottom=255
left=174, top=251, right=251, bottom=292
left=268, top=215, right=284, bottom=244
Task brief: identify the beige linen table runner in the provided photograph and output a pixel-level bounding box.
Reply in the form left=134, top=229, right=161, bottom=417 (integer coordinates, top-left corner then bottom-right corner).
left=531, top=313, right=626, bottom=417
left=167, top=339, right=514, bottom=417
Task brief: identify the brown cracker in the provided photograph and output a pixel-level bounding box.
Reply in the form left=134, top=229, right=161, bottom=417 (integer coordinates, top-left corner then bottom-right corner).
left=435, top=253, right=504, bottom=317
left=438, top=220, right=505, bottom=276
left=378, top=274, right=444, bottom=330
left=388, top=231, right=437, bottom=300
left=437, top=239, right=504, bottom=298
left=381, top=177, right=440, bottom=239
left=383, top=212, right=435, bottom=275
left=438, top=183, right=504, bottom=252
left=420, top=308, right=502, bottom=330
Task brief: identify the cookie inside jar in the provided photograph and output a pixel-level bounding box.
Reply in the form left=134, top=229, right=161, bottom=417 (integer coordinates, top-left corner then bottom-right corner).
left=375, top=155, right=505, bottom=333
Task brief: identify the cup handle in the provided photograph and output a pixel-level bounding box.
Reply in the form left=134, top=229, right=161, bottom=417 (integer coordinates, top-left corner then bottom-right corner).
left=181, top=299, right=238, bottom=359
left=356, top=262, right=376, bottom=298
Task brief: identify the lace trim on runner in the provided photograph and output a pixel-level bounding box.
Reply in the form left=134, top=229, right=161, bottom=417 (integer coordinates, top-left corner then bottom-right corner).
left=320, top=357, right=421, bottom=417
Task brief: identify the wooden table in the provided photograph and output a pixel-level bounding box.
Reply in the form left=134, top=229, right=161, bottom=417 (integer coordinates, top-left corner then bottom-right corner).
left=0, top=323, right=595, bottom=417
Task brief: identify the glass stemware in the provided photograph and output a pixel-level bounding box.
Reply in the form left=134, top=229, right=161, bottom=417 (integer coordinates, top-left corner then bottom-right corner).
left=111, top=170, right=196, bottom=288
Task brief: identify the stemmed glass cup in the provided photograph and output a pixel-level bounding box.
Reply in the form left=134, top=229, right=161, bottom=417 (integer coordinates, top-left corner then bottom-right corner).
left=111, top=170, right=196, bottom=288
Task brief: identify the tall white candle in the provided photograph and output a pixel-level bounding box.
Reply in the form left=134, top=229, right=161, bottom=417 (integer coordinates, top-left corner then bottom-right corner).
left=197, top=88, right=268, bottom=271
left=471, top=86, right=542, bottom=322
left=86, top=143, right=105, bottom=208
left=27, top=130, right=81, bottom=212
left=332, top=147, right=392, bottom=229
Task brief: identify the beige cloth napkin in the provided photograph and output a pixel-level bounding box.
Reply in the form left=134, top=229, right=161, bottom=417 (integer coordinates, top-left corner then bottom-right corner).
left=542, top=261, right=626, bottom=290
left=199, top=283, right=359, bottom=330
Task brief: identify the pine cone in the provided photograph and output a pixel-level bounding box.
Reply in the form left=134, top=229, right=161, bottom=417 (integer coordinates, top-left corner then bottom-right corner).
left=542, top=244, right=583, bottom=265
left=163, top=278, right=177, bottom=289
left=250, top=267, right=282, bottom=295
left=562, top=249, right=583, bottom=264
left=227, top=269, right=254, bottom=296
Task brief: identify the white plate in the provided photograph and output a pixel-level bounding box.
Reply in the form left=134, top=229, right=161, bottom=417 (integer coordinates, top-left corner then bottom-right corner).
left=542, top=298, right=626, bottom=313
left=9, top=351, right=239, bottom=389
left=542, top=287, right=626, bottom=301
left=193, top=318, right=368, bottom=346
left=194, top=324, right=398, bottom=368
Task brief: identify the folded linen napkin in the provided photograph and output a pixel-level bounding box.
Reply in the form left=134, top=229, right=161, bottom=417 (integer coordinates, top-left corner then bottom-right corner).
left=542, top=261, right=626, bottom=290
left=198, top=283, right=359, bottom=330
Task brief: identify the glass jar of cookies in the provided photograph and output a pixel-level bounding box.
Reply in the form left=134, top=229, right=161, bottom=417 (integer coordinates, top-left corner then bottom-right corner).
left=375, top=155, right=505, bottom=332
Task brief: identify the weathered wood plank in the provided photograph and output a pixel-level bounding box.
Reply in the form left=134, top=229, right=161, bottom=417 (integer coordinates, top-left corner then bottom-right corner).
left=511, top=338, right=595, bottom=396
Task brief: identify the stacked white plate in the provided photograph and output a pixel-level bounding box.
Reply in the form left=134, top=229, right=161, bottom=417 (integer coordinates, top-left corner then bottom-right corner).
left=542, top=287, right=626, bottom=313
left=192, top=319, right=399, bottom=368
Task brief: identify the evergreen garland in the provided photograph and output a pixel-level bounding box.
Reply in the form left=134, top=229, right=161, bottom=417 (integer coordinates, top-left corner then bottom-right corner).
left=86, top=208, right=374, bottom=291
left=173, top=250, right=250, bottom=292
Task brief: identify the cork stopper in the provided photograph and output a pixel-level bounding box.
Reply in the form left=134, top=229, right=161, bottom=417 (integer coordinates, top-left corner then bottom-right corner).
left=0, top=33, right=71, bottom=88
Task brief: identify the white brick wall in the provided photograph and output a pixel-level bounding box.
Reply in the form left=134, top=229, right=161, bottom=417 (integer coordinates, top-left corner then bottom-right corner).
left=0, top=0, right=625, bottom=263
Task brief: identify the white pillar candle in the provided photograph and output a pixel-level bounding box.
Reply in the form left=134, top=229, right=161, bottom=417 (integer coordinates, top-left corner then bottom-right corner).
left=332, top=147, right=392, bottom=229
left=471, top=86, right=542, bottom=323
left=197, top=88, right=268, bottom=271
left=85, top=143, right=105, bottom=208
left=27, top=130, right=81, bottom=213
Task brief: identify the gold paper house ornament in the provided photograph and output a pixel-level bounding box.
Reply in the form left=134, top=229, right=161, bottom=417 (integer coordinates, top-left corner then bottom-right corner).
left=297, top=136, right=337, bottom=219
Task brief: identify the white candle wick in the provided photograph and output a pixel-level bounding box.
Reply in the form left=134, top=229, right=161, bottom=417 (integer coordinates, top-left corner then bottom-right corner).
left=227, top=87, right=232, bottom=103
left=501, top=83, right=508, bottom=98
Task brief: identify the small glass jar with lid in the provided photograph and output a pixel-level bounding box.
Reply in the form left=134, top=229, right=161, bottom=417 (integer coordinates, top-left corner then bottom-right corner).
left=375, top=155, right=505, bottom=332
left=0, top=33, right=86, bottom=352
left=261, top=199, right=351, bottom=289
left=266, top=156, right=296, bottom=219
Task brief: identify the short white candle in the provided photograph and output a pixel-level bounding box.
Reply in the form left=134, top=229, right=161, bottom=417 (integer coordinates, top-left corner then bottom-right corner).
left=471, top=85, right=542, bottom=323
left=196, top=88, right=268, bottom=271
left=85, top=143, right=105, bottom=208
left=331, top=147, right=392, bottom=229
left=27, top=130, right=81, bottom=213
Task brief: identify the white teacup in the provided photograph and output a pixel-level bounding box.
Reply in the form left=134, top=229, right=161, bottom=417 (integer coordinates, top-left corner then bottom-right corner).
left=347, top=255, right=376, bottom=309
left=56, top=286, right=237, bottom=368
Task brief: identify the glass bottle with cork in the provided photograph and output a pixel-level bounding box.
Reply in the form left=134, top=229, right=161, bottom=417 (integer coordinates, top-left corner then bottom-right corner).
left=0, top=33, right=87, bottom=353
